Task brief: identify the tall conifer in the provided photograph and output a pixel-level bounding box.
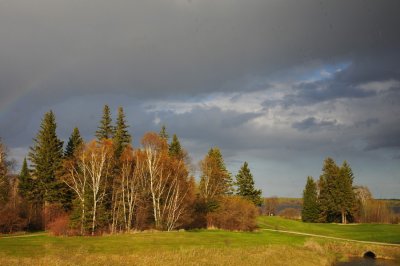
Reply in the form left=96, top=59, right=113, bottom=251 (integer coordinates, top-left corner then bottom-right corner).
left=65, top=127, right=83, bottom=158
left=169, top=134, right=183, bottom=159
left=302, top=176, right=319, bottom=222
left=235, top=162, right=262, bottom=206
left=113, top=106, right=131, bottom=157
left=95, top=105, right=114, bottom=141
left=28, top=111, right=64, bottom=203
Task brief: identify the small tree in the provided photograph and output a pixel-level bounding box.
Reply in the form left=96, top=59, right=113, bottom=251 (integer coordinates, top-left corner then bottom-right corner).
left=302, top=176, right=319, bottom=222
left=235, top=162, right=262, bottom=206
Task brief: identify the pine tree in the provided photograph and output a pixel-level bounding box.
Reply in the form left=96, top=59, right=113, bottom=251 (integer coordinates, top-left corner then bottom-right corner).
left=302, top=176, right=319, bottom=222
left=65, top=127, right=84, bottom=158
left=169, top=134, right=183, bottom=159
left=95, top=105, right=114, bottom=141
left=113, top=106, right=131, bottom=157
left=29, top=111, right=64, bottom=204
left=235, top=162, right=262, bottom=206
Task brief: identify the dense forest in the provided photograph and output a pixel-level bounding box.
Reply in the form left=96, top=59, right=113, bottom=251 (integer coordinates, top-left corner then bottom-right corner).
left=0, top=106, right=262, bottom=235
left=0, top=105, right=397, bottom=235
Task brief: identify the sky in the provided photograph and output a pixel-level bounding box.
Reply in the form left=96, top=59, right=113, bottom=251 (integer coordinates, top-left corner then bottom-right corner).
left=1, top=0, right=399, bottom=198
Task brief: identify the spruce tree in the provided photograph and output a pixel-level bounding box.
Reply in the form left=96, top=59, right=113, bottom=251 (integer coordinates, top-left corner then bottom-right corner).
left=317, top=157, right=339, bottom=223
left=169, top=134, right=183, bottom=159
left=200, top=147, right=233, bottom=197
left=95, top=105, right=114, bottom=141
left=235, top=162, right=262, bottom=206
left=302, top=176, right=319, bottom=222
left=65, top=127, right=84, bottom=158
left=113, top=106, right=131, bottom=157
left=337, top=161, right=356, bottom=224
left=28, top=111, right=64, bottom=204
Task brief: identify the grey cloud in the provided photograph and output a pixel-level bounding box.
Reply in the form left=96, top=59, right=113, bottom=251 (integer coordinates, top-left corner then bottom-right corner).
left=354, top=118, right=379, bottom=129
left=292, top=117, right=338, bottom=132
left=1, top=0, right=400, bottom=106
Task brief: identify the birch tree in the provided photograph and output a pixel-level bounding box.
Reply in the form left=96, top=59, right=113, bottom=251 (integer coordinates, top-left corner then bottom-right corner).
left=84, top=140, right=114, bottom=235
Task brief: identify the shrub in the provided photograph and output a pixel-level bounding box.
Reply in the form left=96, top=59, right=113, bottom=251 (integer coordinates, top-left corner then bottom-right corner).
left=0, top=205, right=28, bottom=233
left=48, top=214, right=71, bottom=236
left=207, top=196, right=258, bottom=231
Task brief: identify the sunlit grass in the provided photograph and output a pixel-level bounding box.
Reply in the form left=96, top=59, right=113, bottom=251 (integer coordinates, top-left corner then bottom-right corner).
left=258, top=216, right=400, bottom=243
left=0, top=218, right=399, bottom=265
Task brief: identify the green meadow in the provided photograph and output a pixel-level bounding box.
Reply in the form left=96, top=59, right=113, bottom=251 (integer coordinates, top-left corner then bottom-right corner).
left=0, top=217, right=399, bottom=266
left=258, top=216, right=400, bottom=244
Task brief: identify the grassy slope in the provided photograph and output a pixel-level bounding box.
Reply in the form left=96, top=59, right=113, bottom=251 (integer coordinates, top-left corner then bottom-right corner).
left=258, top=216, right=400, bottom=243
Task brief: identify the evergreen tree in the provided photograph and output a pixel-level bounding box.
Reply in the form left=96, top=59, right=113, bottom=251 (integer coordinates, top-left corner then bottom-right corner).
left=317, top=157, right=356, bottom=223
left=235, top=162, right=262, bottom=206
left=337, top=161, right=356, bottom=224
left=28, top=111, right=64, bottom=204
left=159, top=125, right=169, bottom=142
left=317, top=157, right=339, bottom=223
left=200, top=147, right=233, bottom=201
left=95, top=105, right=114, bottom=141
left=169, top=134, right=184, bottom=159
left=302, top=176, right=319, bottom=222
left=113, top=106, right=131, bottom=157
left=65, top=127, right=84, bottom=158
left=18, top=158, right=31, bottom=198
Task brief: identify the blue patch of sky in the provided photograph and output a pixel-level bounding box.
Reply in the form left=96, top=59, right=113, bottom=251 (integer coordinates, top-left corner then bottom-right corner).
left=302, top=61, right=352, bottom=82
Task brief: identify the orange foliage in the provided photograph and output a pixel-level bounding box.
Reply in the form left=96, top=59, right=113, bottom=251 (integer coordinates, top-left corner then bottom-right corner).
left=207, top=196, right=258, bottom=231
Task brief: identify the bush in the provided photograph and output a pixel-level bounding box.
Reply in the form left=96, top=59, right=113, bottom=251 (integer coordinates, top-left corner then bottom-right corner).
left=0, top=205, right=28, bottom=233
left=207, top=196, right=258, bottom=231
left=48, top=214, right=71, bottom=236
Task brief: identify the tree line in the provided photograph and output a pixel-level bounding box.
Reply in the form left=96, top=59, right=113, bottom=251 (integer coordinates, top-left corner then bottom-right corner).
left=0, top=105, right=262, bottom=234
left=302, top=157, right=397, bottom=224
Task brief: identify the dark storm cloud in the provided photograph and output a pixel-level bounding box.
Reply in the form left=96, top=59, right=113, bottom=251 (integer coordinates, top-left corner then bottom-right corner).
left=292, top=117, right=338, bottom=132
left=280, top=53, right=400, bottom=107
left=1, top=0, right=400, bottom=106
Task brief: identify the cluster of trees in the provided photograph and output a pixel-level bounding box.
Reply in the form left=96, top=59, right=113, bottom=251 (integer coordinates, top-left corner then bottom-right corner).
left=0, top=105, right=262, bottom=234
left=302, top=158, right=356, bottom=223
left=302, top=158, right=397, bottom=224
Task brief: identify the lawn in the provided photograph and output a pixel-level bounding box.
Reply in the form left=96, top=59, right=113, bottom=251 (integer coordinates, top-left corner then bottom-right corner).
left=258, top=216, right=400, bottom=244
left=0, top=218, right=399, bottom=265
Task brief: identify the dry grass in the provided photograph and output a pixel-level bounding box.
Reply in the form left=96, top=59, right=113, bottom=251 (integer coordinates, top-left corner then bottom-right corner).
left=0, top=245, right=336, bottom=266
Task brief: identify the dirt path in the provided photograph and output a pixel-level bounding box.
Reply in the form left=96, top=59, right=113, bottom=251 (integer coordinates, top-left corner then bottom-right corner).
left=262, top=228, right=400, bottom=247
left=0, top=233, right=47, bottom=239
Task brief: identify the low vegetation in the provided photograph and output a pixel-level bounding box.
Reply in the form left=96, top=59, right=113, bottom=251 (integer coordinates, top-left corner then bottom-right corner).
left=1, top=221, right=399, bottom=266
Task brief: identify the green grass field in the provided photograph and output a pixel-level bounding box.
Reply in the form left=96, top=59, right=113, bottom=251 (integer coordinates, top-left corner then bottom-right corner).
left=258, top=216, right=400, bottom=243
left=0, top=217, right=399, bottom=265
